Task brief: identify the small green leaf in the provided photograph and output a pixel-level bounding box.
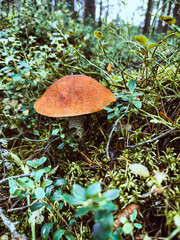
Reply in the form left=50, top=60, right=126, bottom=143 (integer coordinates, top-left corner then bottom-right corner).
left=41, top=223, right=54, bottom=239
left=134, top=223, right=142, bottom=229
left=122, top=222, right=134, bottom=234
left=35, top=187, right=45, bottom=199
left=52, top=129, right=59, bottom=135
left=128, top=79, right=136, bottom=93
left=57, top=142, right=65, bottom=149
left=86, top=182, right=101, bottom=197
left=30, top=201, right=45, bottom=212
left=64, top=232, right=75, bottom=240
left=41, top=180, right=53, bottom=188
left=132, top=100, right=142, bottom=109
left=63, top=194, right=84, bottom=205
left=73, top=184, right=86, bottom=201
left=53, top=229, right=65, bottom=240
left=103, top=189, right=119, bottom=200
left=75, top=207, right=89, bottom=217
left=26, top=160, right=37, bottom=168
left=58, top=202, right=64, bottom=210
left=9, top=178, right=17, bottom=195
left=33, top=169, right=45, bottom=182
left=54, top=178, right=67, bottom=187
left=16, top=177, right=34, bottom=188
left=12, top=73, right=21, bottom=82
left=130, top=210, right=137, bottom=222
left=50, top=189, right=63, bottom=201
left=33, top=130, right=40, bottom=136
left=37, top=157, right=47, bottom=166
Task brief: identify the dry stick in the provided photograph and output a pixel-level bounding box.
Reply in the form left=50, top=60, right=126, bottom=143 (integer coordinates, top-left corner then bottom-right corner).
left=125, top=127, right=177, bottom=149
left=0, top=174, right=31, bottom=184
left=0, top=207, right=27, bottom=240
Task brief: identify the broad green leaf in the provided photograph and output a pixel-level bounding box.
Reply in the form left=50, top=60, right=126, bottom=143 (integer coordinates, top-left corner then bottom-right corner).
left=129, top=163, right=150, bottom=177
left=50, top=189, right=63, bottom=201
left=103, top=189, right=119, bottom=200
left=9, top=178, right=17, bottom=195
left=64, top=232, right=75, bottom=240
left=33, top=169, right=45, bottom=182
left=73, top=184, right=86, bottom=201
left=35, top=187, right=45, bottom=199
left=53, top=229, right=65, bottom=240
left=30, top=201, right=45, bottom=212
left=54, top=178, right=67, bottom=187
left=122, top=222, right=134, bottom=234
left=41, top=223, right=54, bottom=239
left=147, top=43, right=160, bottom=51
left=16, top=177, right=34, bottom=188
left=75, top=207, right=89, bottom=217
left=132, top=100, right=142, bottom=109
left=63, top=194, right=84, bottom=205
left=86, top=182, right=101, bottom=197
left=133, top=35, right=147, bottom=46
left=26, top=160, right=37, bottom=168
left=41, top=180, right=53, bottom=188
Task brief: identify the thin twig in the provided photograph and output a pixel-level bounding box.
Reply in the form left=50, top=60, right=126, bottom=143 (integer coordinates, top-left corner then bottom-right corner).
left=125, top=127, right=177, bottom=149
left=8, top=204, right=32, bottom=212
left=0, top=174, right=31, bottom=184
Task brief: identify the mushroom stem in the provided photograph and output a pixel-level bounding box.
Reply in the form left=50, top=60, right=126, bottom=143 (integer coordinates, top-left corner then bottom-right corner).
left=68, top=116, right=85, bottom=138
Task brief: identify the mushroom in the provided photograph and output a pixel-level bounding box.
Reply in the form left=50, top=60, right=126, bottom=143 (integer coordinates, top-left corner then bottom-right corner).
left=34, top=75, right=116, bottom=138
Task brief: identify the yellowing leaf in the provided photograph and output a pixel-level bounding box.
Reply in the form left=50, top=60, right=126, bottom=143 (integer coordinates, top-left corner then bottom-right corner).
left=129, top=163, right=150, bottom=177
left=175, top=32, right=180, bottom=37
left=135, top=50, right=146, bottom=55
left=94, top=31, right=103, bottom=40
left=107, top=62, right=113, bottom=74
left=159, top=16, right=176, bottom=25
left=133, top=35, right=147, bottom=46
left=147, top=43, right=160, bottom=51
left=65, top=31, right=74, bottom=35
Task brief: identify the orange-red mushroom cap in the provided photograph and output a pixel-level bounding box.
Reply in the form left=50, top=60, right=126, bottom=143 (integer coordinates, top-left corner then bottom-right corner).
left=34, top=75, right=116, bottom=117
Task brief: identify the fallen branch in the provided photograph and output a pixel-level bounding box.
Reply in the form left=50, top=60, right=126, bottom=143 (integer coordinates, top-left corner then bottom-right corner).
left=125, top=127, right=177, bottom=149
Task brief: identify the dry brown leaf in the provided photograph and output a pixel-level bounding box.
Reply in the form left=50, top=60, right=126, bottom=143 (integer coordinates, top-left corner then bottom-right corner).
left=114, top=204, right=140, bottom=228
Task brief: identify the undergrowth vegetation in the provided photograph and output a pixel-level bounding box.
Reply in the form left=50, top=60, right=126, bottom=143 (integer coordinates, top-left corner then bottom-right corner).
left=0, top=2, right=180, bottom=240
